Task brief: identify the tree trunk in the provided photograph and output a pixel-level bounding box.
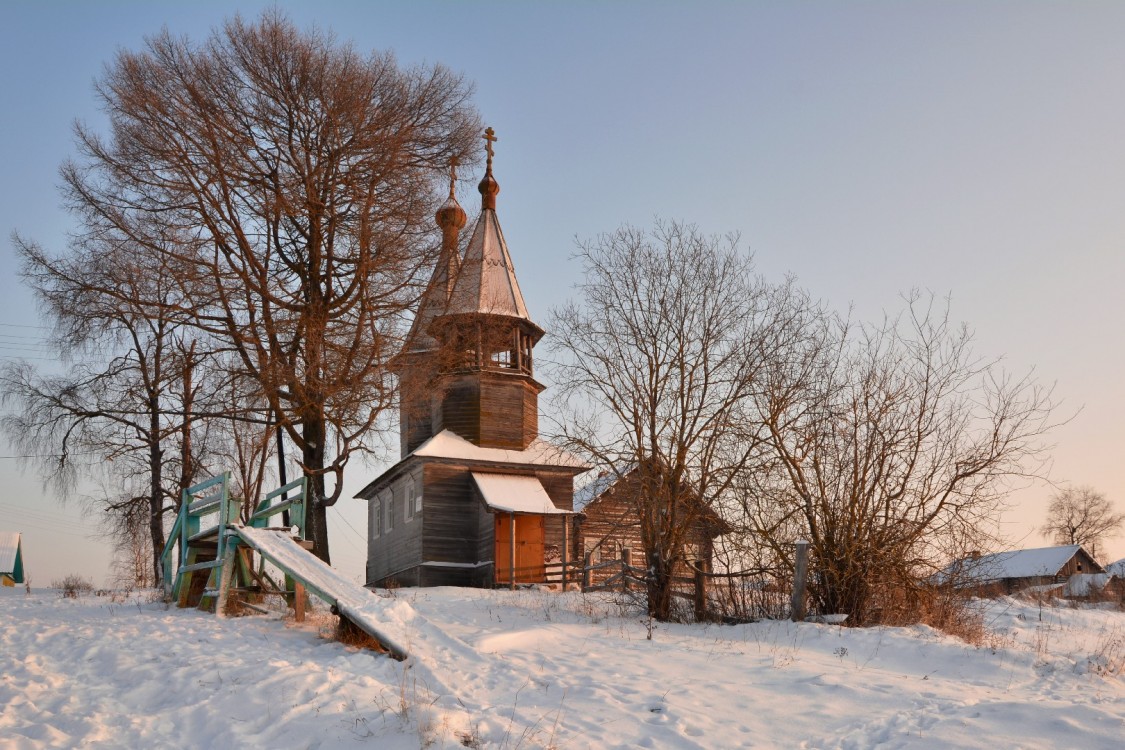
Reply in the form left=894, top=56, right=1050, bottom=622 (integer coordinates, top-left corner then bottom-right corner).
left=646, top=554, right=675, bottom=621
left=148, top=403, right=165, bottom=584
left=302, top=417, right=331, bottom=563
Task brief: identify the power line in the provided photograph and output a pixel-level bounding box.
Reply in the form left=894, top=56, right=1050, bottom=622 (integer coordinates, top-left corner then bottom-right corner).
left=0, top=452, right=104, bottom=459
left=329, top=512, right=366, bottom=553
left=0, top=322, right=49, bottom=330
left=5, top=518, right=93, bottom=539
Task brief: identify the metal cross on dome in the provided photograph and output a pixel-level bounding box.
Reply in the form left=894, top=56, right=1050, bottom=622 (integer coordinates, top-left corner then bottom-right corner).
left=483, top=127, right=497, bottom=165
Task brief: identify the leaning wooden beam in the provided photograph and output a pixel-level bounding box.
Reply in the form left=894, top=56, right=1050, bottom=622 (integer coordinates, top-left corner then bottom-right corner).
left=233, top=525, right=407, bottom=661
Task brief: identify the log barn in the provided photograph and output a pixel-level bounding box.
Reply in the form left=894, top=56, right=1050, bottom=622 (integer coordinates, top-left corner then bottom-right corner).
left=572, top=465, right=728, bottom=586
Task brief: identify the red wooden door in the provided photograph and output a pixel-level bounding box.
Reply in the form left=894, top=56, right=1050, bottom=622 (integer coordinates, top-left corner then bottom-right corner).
left=495, top=514, right=546, bottom=583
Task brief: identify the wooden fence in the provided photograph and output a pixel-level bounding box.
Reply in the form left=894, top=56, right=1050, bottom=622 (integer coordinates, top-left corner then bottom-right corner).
left=492, top=555, right=787, bottom=622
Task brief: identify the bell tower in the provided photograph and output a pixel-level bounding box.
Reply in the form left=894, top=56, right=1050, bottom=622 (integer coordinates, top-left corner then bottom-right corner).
left=361, top=127, right=587, bottom=590
left=428, top=127, right=545, bottom=450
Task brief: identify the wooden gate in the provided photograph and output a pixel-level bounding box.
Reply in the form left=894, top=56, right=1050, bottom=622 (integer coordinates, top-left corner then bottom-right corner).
left=495, top=513, right=545, bottom=583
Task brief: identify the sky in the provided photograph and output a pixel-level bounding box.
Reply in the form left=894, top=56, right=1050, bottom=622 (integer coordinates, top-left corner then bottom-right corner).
left=2, top=1, right=1125, bottom=586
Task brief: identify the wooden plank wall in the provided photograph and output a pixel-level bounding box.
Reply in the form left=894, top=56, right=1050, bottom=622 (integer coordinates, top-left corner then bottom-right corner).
left=435, top=376, right=481, bottom=444
left=537, top=470, right=575, bottom=554
left=478, top=375, right=537, bottom=449
left=421, top=463, right=480, bottom=582
left=575, top=489, right=715, bottom=585
left=366, top=465, right=424, bottom=587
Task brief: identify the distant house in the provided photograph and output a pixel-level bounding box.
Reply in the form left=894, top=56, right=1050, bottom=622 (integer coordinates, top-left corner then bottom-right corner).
left=940, top=544, right=1102, bottom=596
left=571, top=464, right=728, bottom=584
left=0, top=532, right=26, bottom=586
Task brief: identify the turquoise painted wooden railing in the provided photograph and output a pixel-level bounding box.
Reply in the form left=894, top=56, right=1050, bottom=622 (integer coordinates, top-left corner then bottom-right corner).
left=159, top=474, right=309, bottom=603
left=159, top=473, right=236, bottom=601
left=249, top=477, right=308, bottom=535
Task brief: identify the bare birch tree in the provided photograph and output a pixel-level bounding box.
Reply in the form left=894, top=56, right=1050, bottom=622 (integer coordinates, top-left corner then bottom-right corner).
left=549, top=221, right=810, bottom=621
left=1043, top=486, right=1124, bottom=561
left=55, top=10, right=480, bottom=561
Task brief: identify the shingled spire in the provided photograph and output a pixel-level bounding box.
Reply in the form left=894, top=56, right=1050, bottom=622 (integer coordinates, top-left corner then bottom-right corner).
left=442, top=128, right=542, bottom=335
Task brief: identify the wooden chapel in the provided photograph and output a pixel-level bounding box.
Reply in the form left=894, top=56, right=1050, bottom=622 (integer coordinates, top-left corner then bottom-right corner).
left=357, top=129, right=587, bottom=588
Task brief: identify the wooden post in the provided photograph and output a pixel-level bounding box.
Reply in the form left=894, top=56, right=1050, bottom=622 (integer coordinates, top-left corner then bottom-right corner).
left=620, top=557, right=627, bottom=593
left=688, top=562, right=706, bottom=620
left=791, top=539, right=809, bottom=622
left=582, top=552, right=591, bottom=590
left=561, top=516, right=569, bottom=590
left=215, top=548, right=237, bottom=617
left=294, top=581, right=307, bottom=623
left=509, top=511, right=516, bottom=591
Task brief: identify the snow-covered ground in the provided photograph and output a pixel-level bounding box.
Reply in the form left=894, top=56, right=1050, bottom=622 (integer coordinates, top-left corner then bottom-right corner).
left=2, top=585, right=1123, bottom=749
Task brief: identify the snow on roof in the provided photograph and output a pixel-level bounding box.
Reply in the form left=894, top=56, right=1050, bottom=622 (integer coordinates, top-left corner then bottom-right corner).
left=413, top=430, right=587, bottom=469
left=573, top=467, right=633, bottom=511
left=1105, top=558, right=1125, bottom=577
left=441, top=209, right=539, bottom=330
left=471, top=473, right=572, bottom=515
left=356, top=430, right=587, bottom=500
left=0, top=532, right=20, bottom=574
left=948, top=545, right=1089, bottom=583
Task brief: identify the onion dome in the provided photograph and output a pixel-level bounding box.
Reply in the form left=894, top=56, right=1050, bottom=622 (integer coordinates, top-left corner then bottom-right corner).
left=478, top=126, right=500, bottom=210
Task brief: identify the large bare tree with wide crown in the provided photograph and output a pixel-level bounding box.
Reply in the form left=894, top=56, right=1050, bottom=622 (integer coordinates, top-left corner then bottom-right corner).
left=27, top=10, right=481, bottom=562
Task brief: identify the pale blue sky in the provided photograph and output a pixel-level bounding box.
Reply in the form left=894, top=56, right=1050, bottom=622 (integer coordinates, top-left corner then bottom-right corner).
left=3, top=1, right=1125, bottom=584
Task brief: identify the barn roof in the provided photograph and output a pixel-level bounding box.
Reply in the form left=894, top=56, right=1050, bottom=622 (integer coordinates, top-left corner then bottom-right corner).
left=942, top=544, right=1100, bottom=583
left=571, top=463, right=730, bottom=537
left=471, top=473, right=572, bottom=515
left=0, top=532, right=23, bottom=580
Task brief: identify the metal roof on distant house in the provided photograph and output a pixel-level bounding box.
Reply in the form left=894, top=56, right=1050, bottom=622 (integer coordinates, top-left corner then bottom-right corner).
left=941, top=544, right=1100, bottom=584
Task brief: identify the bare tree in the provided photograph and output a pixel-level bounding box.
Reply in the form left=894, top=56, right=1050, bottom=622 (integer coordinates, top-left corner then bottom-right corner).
left=743, top=293, right=1057, bottom=624
left=53, top=10, right=480, bottom=561
left=549, top=221, right=809, bottom=621
left=1, top=234, right=213, bottom=583
left=1043, top=486, right=1124, bottom=561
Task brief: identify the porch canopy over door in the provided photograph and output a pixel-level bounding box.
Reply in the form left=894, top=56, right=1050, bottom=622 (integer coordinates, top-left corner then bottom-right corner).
left=471, top=472, right=572, bottom=584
